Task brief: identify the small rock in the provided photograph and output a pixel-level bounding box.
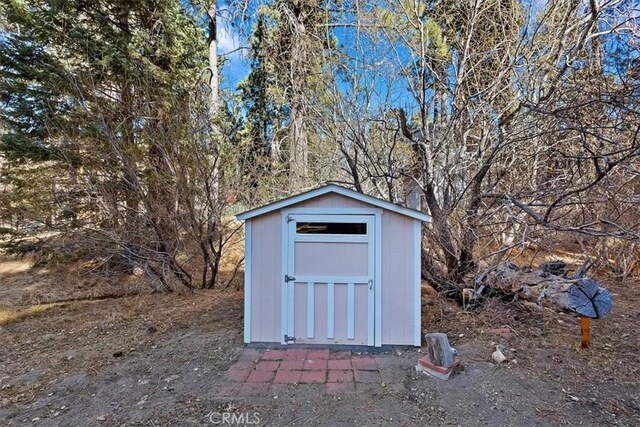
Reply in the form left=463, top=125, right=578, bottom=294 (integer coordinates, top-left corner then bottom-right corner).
left=492, top=347, right=507, bottom=363
left=96, top=415, right=106, bottom=421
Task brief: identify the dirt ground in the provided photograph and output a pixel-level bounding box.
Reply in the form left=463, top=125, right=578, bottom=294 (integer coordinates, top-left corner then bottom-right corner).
left=1, top=255, right=639, bottom=426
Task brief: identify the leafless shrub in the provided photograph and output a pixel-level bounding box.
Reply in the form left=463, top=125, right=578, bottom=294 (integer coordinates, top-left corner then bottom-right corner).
left=316, top=0, right=640, bottom=295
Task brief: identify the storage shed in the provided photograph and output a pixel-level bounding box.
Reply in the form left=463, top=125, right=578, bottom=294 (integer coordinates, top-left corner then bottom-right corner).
left=236, top=185, right=431, bottom=347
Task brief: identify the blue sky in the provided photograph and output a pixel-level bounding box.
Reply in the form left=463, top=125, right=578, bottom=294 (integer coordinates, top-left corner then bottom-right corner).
left=217, top=18, right=249, bottom=91
left=180, top=0, right=249, bottom=91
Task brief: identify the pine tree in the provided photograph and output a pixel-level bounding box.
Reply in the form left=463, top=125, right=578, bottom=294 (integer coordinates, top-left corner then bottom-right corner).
left=237, top=1, right=329, bottom=190
left=0, top=0, right=207, bottom=227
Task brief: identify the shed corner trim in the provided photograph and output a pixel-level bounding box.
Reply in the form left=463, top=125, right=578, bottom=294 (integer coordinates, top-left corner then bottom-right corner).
left=243, top=220, right=252, bottom=344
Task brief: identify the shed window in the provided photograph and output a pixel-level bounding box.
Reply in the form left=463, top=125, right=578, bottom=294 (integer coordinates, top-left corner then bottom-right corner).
left=296, top=222, right=367, bottom=235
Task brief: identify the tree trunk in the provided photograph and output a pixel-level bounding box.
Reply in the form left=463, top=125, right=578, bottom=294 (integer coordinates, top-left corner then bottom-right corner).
left=207, top=1, right=219, bottom=115
left=114, top=6, right=139, bottom=229
left=288, top=4, right=309, bottom=188
left=476, top=263, right=576, bottom=310
left=206, top=1, right=221, bottom=203
left=289, top=103, right=308, bottom=185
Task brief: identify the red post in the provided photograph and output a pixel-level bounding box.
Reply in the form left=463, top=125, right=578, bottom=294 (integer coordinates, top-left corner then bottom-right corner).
left=580, top=317, right=590, bottom=349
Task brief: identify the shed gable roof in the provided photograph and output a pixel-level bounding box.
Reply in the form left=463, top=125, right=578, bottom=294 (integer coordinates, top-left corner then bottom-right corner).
left=236, top=184, right=431, bottom=222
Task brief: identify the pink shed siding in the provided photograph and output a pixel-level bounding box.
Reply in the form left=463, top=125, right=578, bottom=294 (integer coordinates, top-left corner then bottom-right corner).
left=380, top=211, right=416, bottom=345
left=248, top=211, right=281, bottom=343
left=246, top=191, right=421, bottom=346
left=294, top=192, right=367, bottom=208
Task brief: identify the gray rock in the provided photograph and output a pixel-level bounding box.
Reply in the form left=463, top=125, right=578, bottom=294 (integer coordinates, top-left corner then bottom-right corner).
left=424, top=333, right=457, bottom=368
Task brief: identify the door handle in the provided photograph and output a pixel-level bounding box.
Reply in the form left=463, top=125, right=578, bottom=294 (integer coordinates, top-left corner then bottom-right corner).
left=369, top=279, right=373, bottom=290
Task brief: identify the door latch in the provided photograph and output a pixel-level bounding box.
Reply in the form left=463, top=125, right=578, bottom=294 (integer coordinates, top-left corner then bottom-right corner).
left=369, top=279, right=373, bottom=290
left=284, top=334, right=296, bottom=343
left=284, top=274, right=296, bottom=283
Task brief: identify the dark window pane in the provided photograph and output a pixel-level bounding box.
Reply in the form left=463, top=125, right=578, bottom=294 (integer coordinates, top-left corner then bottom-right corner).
left=296, top=222, right=367, bottom=235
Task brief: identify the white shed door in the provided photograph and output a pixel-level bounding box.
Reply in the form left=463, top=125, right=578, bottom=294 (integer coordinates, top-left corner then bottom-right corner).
left=284, top=214, right=375, bottom=345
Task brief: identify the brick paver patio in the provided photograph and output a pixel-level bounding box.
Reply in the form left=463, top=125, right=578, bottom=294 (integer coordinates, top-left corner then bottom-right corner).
left=219, top=348, right=408, bottom=397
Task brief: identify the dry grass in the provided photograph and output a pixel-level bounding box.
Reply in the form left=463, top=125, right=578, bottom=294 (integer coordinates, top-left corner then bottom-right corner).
left=0, top=256, right=33, bottom=276
left=0, top=287, right=244, bottom=407
left=0, top=254, right=146, bottom=307
left=0, top=303, right=55, bottom=326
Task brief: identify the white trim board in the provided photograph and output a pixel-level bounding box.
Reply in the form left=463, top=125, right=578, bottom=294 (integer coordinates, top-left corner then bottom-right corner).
left=280, top=207, right=382, bottom=216
left=236, top=184, right=431, bottom=222
left=414, top=221, right=422, bottom=346
left=374, top=212, right=382, bottom=347
left=280, top=213, right=289, bottom=344
left=243, top=220, right=252, bottom=343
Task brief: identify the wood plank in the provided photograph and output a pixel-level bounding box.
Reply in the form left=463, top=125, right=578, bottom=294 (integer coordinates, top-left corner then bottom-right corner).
left=327, top=282, right=335, bottom=339
left=347, top=282, right=355, bottom=339
left=307, top=282, right=314, bottom=338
